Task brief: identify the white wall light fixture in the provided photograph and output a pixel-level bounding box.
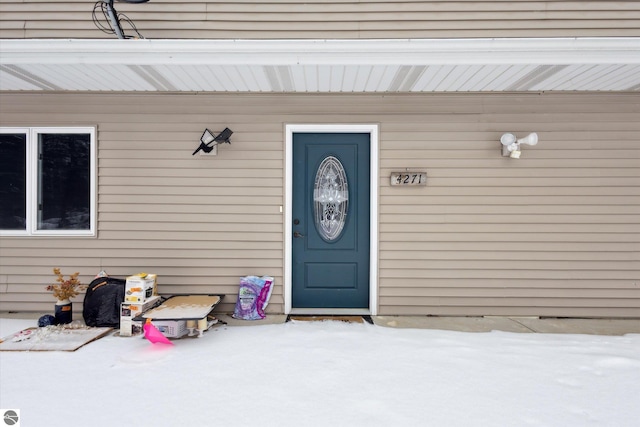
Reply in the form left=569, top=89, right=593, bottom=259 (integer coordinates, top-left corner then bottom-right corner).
left=500, top=132, right=538, bottom=159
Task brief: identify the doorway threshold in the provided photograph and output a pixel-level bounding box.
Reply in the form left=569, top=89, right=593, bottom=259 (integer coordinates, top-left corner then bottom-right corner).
left=289, top=308, right=371, bottom=316
left=287, top=314, right=373, bottom=324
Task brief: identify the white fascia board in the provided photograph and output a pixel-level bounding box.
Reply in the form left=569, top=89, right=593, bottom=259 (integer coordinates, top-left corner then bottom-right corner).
left=1, top=38, right=639, bottom=67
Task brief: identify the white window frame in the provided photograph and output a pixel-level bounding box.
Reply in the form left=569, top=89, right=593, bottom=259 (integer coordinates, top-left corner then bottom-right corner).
left=0, top=127, right=97, bottom=237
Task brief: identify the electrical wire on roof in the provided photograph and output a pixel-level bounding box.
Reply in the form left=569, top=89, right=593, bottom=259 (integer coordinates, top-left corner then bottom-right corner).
left=92, top=0, right=145, bottom=39
left=118, top=13, right=144, bottom=39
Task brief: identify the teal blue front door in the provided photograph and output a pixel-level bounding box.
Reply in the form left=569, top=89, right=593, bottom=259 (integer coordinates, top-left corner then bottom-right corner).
left=292, top=133, right=370, bottom=309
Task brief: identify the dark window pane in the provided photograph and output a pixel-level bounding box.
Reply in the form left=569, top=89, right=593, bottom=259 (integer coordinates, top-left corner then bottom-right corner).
left=38, top=133, right=90, bottom=230
left=0, top=133, right=27, bottom=230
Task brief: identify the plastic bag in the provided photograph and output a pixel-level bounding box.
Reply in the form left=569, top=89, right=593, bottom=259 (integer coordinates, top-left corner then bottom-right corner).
left=232, top=276, right=274, bottom=320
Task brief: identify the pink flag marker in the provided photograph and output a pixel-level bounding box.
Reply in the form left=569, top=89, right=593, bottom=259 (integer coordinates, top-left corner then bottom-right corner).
left=143, top=319, right=174, bottom=345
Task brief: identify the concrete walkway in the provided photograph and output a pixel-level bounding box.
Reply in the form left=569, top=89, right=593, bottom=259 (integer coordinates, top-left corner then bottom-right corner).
left=3, top=312, right=639, bottom=336
left=215, top=314, right=640, bottom=336
left=372, top=316, right=640, bottom=336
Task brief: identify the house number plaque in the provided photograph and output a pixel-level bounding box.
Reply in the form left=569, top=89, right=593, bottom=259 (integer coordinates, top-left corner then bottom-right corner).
left=390, top=171, right=427, bottom=186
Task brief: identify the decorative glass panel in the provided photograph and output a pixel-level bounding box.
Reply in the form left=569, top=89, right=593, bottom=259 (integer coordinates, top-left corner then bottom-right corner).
left=313, top=156, right=348, bottom=241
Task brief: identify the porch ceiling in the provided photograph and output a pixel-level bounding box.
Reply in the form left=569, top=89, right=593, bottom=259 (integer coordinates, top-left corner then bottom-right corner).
left=1, top=38, right=639, bottom=93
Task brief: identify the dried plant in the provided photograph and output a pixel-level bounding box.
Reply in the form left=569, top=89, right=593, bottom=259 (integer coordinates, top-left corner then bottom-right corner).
left=46, top=268, right=86, bottom=301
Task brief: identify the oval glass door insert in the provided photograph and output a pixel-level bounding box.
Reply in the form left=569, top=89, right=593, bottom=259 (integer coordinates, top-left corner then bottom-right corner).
left=313, top=156, right=349, bottom=241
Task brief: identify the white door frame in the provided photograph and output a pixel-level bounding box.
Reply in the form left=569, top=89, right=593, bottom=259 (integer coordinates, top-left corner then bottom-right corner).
left=284, top=124, right=379, bottom=315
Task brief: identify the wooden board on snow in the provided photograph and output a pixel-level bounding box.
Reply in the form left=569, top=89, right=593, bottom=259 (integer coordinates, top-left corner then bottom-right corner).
left=0, top=326, right=112, bottom=352
left=141, top=295, right=223, bottom=320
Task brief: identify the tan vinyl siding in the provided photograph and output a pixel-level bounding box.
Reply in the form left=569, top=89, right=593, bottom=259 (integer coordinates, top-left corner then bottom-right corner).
left=377, top=94, right=640, bottom=317
left=0, top=94, right=287, bottom=314
left=1, top=1, right=640, bottom=39
left=0, top=91, right=639, bottom=317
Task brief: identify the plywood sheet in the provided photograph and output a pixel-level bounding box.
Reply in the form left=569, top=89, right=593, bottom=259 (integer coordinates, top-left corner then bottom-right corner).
left=0, top=326, right=113, bottom=352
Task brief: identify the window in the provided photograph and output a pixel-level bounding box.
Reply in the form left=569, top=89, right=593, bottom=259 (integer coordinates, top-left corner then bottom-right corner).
left=0, top=127, right=96, bottom=236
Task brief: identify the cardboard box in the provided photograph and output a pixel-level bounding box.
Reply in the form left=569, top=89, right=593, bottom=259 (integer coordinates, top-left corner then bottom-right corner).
left=120, top=296, right=162, bottom=337
left=151, top=320, right=189, bottom=339
left=150, top=317, right=219, bottom=339
left=124, top=274, right=157, bottom=303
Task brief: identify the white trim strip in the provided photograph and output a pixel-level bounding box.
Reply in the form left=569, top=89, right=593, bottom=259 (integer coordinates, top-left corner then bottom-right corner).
left=2, top=38, right=639, bottom=66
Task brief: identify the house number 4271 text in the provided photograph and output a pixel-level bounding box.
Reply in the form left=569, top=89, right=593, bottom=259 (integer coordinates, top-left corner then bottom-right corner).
left=390, top=172, right=427, bottom=186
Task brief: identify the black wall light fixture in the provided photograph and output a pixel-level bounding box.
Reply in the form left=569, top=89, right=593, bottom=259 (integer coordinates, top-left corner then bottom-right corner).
left=92, top=0, right=149, bottom=39
left=193, top=128, right=234, bottom=156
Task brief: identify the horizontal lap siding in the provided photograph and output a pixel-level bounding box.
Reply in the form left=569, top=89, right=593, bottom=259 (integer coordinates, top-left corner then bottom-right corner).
left=0, top=93, right=287, bottom=314
left=377, top=94, right=640, bottom=317
left=1, top=1, right=639, bottom=39
left=0, top=92, right=639, bottom=316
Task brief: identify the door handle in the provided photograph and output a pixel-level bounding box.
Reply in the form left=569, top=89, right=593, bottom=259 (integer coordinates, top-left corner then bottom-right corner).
left=293, top=231, right=305, bottom=238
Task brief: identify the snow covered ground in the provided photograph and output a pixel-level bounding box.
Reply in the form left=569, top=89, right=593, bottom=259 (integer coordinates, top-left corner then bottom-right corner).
left=1, top=317, right=639, bottom=427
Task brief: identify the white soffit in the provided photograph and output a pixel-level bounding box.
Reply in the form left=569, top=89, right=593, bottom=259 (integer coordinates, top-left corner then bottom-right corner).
left=1, top=38, right=639, bottom=92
